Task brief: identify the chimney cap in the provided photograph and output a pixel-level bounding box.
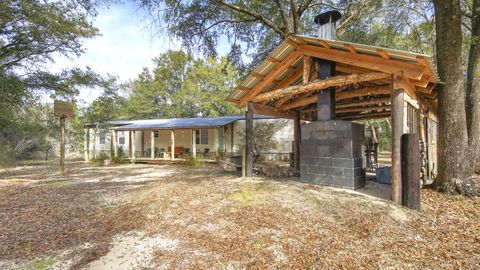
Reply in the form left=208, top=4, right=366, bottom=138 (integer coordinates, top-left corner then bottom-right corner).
left=314, top=11, right=342, bottom=25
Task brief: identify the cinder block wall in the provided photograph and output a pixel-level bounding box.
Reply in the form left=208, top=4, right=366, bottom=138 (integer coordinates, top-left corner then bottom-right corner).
left=300, top=120, right=366, bottom=189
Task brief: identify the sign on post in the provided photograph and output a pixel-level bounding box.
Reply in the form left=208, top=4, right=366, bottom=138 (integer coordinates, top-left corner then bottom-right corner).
left=54, top=100, right=74, bottom=174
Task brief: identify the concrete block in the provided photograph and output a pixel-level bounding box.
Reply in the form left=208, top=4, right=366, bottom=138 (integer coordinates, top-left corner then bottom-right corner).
left=333, top=158, right=354, bottom=168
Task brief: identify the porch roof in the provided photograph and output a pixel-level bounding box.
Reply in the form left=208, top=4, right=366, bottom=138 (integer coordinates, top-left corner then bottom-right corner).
left=112, top=115, right=273, bottom=131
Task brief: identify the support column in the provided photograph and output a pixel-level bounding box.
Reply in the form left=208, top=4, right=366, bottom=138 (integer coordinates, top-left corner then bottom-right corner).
left=141, top=131, right=144, bottom=157
left=170, top=130, right=175, bottom=160
left=151, top=130, right=155, bottom=160
left=85, top=128, right=90, bottom=161
left=192, top=130, right=197, bottom=158
left=128, top=131, right=132, bottom=158
left=391, top=89, right=405, bottom=204
left=112, top=130, right=118, bottom=157
left=60, top=117, right=65, bottom=173
left=245, top=102, right=254, bottom=177
left=316, top=59, right=336, bottom=120
left=293, top=111, right=301, bottom=171
left=132, top=131, right=136, bottom=162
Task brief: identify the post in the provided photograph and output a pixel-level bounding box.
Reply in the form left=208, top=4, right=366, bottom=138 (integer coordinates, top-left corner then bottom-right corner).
left=391, top=89, right=405, bottom=204
left=112, top=130, right=117, bottom=158
left=293, top=111, right=301, bottom=172
left=401, top=134, right=420, bottom=210
left=151, top=130, right=155, bottom=159
left=132, top=130, right=136, bottom=162
left=242, top=146, right=246, bottom=177
left=141, top=131, right=145, bottom=157
left=245, top=102, right=254, bottom=177
left=60, top=117, right=65, bottom=173
left=170, top=130, right=175, bottom=160
left=192, top=130, right=197, bottom=158
left=128, top=131, right=132, bottom=158
left=316, top=59, right=336, bottom=120
left=85, top=128, right=90, bottom=161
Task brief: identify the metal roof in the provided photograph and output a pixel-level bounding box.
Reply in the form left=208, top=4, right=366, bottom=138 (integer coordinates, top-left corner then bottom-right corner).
left=112, top=115, right=273, bottom=131
left=227, top=34, right=438, bottom=102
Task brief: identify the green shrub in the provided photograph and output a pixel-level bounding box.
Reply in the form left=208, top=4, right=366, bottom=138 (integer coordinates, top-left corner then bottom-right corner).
left=90, top=152, right=109, bottom=166
left=184, top=156, right=203, bottom=167
left=111, top=147, right=130, bottom=164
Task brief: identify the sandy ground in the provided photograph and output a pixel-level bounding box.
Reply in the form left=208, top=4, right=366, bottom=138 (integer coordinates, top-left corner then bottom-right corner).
left=0, top=161, right=478, bottom=269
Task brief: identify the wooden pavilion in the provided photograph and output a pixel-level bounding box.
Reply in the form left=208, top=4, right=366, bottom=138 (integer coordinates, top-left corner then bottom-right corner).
left=226, top=35, right=439, bottom=204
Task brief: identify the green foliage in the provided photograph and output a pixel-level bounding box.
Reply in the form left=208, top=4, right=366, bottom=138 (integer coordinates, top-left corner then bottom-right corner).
left=235, top=122, right=278, bottom=154
left=121, top=50, right=241, bottom=119
left=183, top=156, right=203, bottom=167
left=111, top=147, right=130, bottom=164
left=90, top=152, right=109, bottom=166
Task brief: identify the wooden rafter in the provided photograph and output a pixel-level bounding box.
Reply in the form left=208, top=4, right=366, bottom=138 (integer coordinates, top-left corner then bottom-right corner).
left=336, top=105, right=391, bottom=114
left=336, top=98, right=391, bottom=109
left=301, top=44, right=426, bottom=80
left=251, top=72, right=265, bottom=80
left=267, top=56, right=281, bottom=64
left=272, top=65, right=305, bottom=107
left=253, top=72, right=390, bottom=103
left=237, top=51, right=301, bottom=107
left=303, top=55, right=312, bottom=84
left=281, top=95, right=318, bottom=110
left=336, top=85, right=391, bottom=100
left=318, top=40, right=331, bottom=49
left=344, top=44, right=357, bottom=54
left=251, top=103, right=296, bottom=119
left=338, top=111, right=391, bottom=120
left=377, top=49, right=390, bottom=59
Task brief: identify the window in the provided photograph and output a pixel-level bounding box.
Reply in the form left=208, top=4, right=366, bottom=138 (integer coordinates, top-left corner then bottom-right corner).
left=407, top=104, right=419, bottom=134
left=119, top=132, right=125, bottom=145
left=195, top=129, right=209, bottom=145
left=154, top=131, right=159, bottom=138
left=99, top=134, right=106, bottom=144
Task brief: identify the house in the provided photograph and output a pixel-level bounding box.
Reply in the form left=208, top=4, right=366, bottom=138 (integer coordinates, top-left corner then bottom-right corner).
left=84, top=115, right=293, bottom=162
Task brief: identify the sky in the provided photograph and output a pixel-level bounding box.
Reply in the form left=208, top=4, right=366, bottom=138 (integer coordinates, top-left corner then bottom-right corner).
left=49, top=3, right=182, bottom=106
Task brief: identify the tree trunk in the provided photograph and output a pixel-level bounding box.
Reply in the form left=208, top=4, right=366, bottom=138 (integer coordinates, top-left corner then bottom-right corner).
left=466, top=0, right=480, bottom=173
left=367, top=120, right=378, bottom=144
left=432, top=0, right=471, bottom=193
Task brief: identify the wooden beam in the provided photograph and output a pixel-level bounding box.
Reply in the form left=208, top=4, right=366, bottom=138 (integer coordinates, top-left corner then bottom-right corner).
left=344, top=44, right=357, bottom=54
left=336, top=85, right=391, bottom=100
left=336, top=105, right=391, bottom=114
left=391, top=88, right=404, bottom=204
left=238, top=86, right=250, bottom=92
left=251, top=72, right=265, bottom=80
left=281, top=95, right=318, bottom=110
left=318, top=40, right=331, bottom=49
left=338, top=111, right=391, bottom=120
left=267, top=56, right=281, bottom=64
left=253, top=72, right=390, bottom=103
left=251, top=103, right=296, bottom=119
left=377, top=49, right=390, bottom=59
left=274, top=65, right=306, bottom=107
left=245, top=102, right=254, bottom=177
left=336, top=98, right=391, bottom=109
left=303, top=55, right=312, bottom=84
left=285, top=38, right=300, bottom=47
left=301, top=44, right=425, bottom=80
left=237, top=51, right=301, bottom=107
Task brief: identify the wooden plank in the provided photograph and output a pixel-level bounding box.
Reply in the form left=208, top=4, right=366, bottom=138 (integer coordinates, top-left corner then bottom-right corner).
left=391, top=88, right=405, bottom=204
left=336, top=98, right=391, bottom=109
left=377, top=49, right=390, bottom=59
left=336, top=105, right=391, bottom=114
left=238, top=86, right=250, bottom=92
left=281, top=95, right=318, bottom=110
left=301, top=44, right=425, bottom=80
left=267, top=56, right=281, bottom=64
left=303, top=55, right=312, bottom=84
left=237, top=51, right=301, bottom=107
left=251, top=72, right=265, bottom=80
left=251, top=103, right=296, bottom=119
left=344, top=44, right=357, bottom=54
left=60, top=117, right=65, bottom=173
left=318, top=40, right=331, bottom=49
left=285, top=38, right=300, bottom=47
left=54, top=100, right=74, bottom=118
left=401, top=133, right=421, bottom=210
left=245, top=102, right=254, bottom=177
left=273, top=65, right=304, bottom=107
left=336, top=85, right=391, bottom=100
left=338, top=111, right=391, bottom=120
left=253, top=72, right=390, bottom=103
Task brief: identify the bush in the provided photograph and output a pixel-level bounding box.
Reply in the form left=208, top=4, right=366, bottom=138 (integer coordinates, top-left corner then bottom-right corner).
left=90, top=152, right=109, bottom=166
left=184, top=156, right=203, bottom=167
left=111, top=147, right=130, bottom=164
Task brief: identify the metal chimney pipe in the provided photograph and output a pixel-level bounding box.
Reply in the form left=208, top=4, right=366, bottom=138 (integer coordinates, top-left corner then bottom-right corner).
left=314, top=11, right=342, bottom=40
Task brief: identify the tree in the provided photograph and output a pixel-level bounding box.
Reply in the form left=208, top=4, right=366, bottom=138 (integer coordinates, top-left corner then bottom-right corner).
left=466, top=0, right=480, bottom=173
left=432, top=0, right=472, bottom=193
left=121, top=50, right=241, bottom=119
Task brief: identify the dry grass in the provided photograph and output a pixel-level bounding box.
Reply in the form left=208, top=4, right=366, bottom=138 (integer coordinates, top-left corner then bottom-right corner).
left=0, top=161, right=478, bottom=269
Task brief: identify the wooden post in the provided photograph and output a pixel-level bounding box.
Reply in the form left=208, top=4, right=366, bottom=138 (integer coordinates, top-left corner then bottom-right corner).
left=113, top=130, right=118, bottom=157
left=401, top=134, right=421, bottom=210
left=151, top=130, right=155, bottom=160
left=141, top=131, right=145, bottom=157
left=60, top=116, right=65, bottom=173
left=391, top=89, right=405, bottom=204
left=192, top=130, right=197, bottom=158
left=132, top=131, right=136, bottom=162
left=128, top=131, right=132, bottom=158
left=242, top=147, right=246, bottom=177
left=85, top=128, right=90, bottom=161
left=245, top=102, right=254, bottom=177
left=111, top=130, right=117, bottom=158
left=293, top=110, right=301, bottom=171
left=170, top=130, right=175, bottom=160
